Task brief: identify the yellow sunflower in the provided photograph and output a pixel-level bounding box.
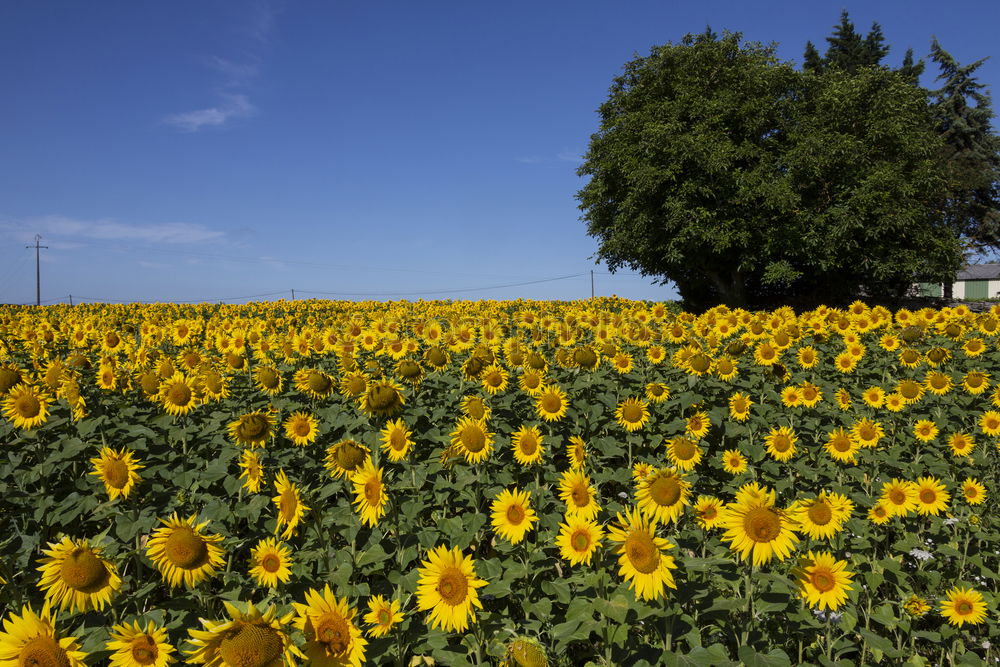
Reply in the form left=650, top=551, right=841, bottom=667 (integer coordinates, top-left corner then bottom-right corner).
left=632, top=468, right=688, bottom=525
left=145, top=513, right=225, bottom=588
left=273, top=470, right=310, bottom=539
left=240, top=450, right=266, bottom=493
left=249, top=538, right=293, bottom=589
left=228, top=410, right=275, bottom=448
left=283, top=411, right=320, bottom=447
left=962, top=370, right=990, bottom=395
left=685, top=411, right=711, bottom=440
left=764, top=425, right=797, bottom=462
left=158, top=372, right=198, bottom=417
left=789, top=491, right=854, bottom=540
left=324, top=440, right=372, bottom=479
left=380, top=418, right=413, bottom=462
left=694, top=496, right=724, bottom=530
left=560, top=436, right=586, bottom=472
left=518, top=369, right=546, bottom=396
left=940, top=587, right=989, bottom=627
left=868, top=502, right=892, bottom=525
left=913, top=420, right=939, bottom=443
left=556, top=516, right=604, bottom=566
left=913, top=476, right=949, bottom=516
left=358, top=379, right=406, bottom=417
left=0, top=604, right=88, bottom=667
left=460, top=394, right=491, bottom=421
left=924, top=370, right=953, bottom=395
left=363, top=596, right=404, bottom=639
left=416, top=545, right=489, bottom=633
left=961, top=478, right=987, bottom=505
left=106, top=620, right=176, bottom=667
left=90, top=446, right=143, bottom=501
left=903, top=594, right=931, bottom=617
left=645, top=382, right=670, bottom=403
left=480, top=364, right=509, bottom=395
left=511, top=424, right=545, bottom=466
left=980, top=410, right=1000, bottom=437
left=350, top=460, right=387, bottom=527
left=614, top=397, right=650, bottom=432
left=292, top=585, right=366, bottom=667
left=823, top=428, right=859, bottom=463
left=490, top=488, right=538, bottom=544
left=792, top=551, right=854, bottom=611
left=294, top=368, right=336, bottom=400
left=861, top=385, right=885, bottom=408
left=880, top=479, right=917, bottom=517
left=607, top=507, right=678, bottom=601
left=338, top=371, right=368, bottom=399
left=719, top=489, right=799, bottom=566
left=721, top=449, right=748, bottom=475
left=728, top=392, right=752, bottom=422
left=535, top=384, right=569, bottom=422
left=2, top=383, right=50, bottom=430
left=947, top=432, right=976, bottom=457
left=850, top=419, right=884, bottom=448
left=558, top=470, right=601, bottom=521
left=187, top=600, right=302, bottom=667
left=36, top=537, right=122, bottom=613
left=665, top=436, right=702, bottom=471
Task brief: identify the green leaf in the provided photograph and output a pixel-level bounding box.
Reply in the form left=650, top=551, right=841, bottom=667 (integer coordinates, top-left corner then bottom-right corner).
left=736, top=646, right=792, bottom=667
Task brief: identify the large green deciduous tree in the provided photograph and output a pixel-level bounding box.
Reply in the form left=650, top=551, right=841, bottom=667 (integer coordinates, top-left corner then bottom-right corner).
left=577, top=31, right=964, bottom=310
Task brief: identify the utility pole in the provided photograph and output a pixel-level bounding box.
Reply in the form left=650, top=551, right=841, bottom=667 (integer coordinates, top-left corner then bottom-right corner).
left=291, top=289, right=295, bottom=301
left=590, top=270, right=595, bottom=299
left=26, top=235, right=48, bottom=306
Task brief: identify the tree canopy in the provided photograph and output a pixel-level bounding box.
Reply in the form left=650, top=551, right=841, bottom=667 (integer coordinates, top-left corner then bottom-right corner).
left=577, top=27, right=995, bottom=310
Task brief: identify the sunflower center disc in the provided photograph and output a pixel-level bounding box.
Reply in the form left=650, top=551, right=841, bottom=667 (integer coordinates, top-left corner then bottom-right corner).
left=571, top=531, right=590, bottom=552
left=541, top=394, right=561, bottom=414
left=240, top=415, right=270, bottom=440
left=261, top=555, right=281, bottom=573
left=808, top=502, right=832, bottom=526
left=18, top=634, right=70, bottom=667
left=649, top=476, right=681, bottom=507
left=259, top=369, right=279, bottom=388
left=672, top=439, right=696, bottom=461
left=104, top=459, right=130, bottom=489
left=833, top=437, right=851, bottom=452
left=518, top=436, right=537, bottom=456
left=293, top=420, right=311, bottom=437
left=437, top=568, right=468, bottom=605
left=744, top=507, right=781, bottom=543
left=772, top=436, right=791, bottom=453
left=316, top=613, right=351, bottom=656
left=130, top=636, right=159, bottom=665
left=506, top=504, right=525, bottom=524
left=166, top=384, right=192, bottom=406
left=625, top=533, right=660, bottom=574
left=702, top=506, right=717, bottom=520
left=308, top=373, right=332, bottom=394
left=461, top=426, right=486, bottom=452
left=164, top=527, right=209, bottom=569
left=957, top=601, right=973, bottom=615
left=919, top=489, right=937, bottom=504
left=368, top=385, right=398, bottom=410
left=888, top=489, right=907, bottom=505
left=570, top=485, right=590, bottom=507
left=15, top=395, right=41, bottom=418
left=336, top=443, right=366, bottom=470
left=219, top=623, right=283, bottom=667
left=0, top=368, right=20, bottom=393
left=364, top=480, right=381, bottom=505
left=622, top=404, right=643, bottom=423
left=377, top=609, right=391, bottom=625
left=60, top=548, right=109, bottom=592
left=811, top=571, right=835, bottom=592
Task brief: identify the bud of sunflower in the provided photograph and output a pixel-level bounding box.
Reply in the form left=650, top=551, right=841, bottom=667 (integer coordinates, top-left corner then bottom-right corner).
left=505, top=637, right=548, bottom=667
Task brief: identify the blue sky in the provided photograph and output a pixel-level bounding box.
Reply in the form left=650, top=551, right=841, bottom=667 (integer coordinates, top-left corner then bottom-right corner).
left=2, top=0, right=998, bottom=305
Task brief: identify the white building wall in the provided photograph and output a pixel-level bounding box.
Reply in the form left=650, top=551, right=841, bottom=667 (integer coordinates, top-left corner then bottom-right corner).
left=990, top=280, right=1000, bottom=298
left=954, top=281, right=966, bottom=299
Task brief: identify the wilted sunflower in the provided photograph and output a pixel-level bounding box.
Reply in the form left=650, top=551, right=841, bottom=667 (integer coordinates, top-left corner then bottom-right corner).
left=534, top=384, right=569, bottom=422
left=940, top=587, right=989, bottom=627
left=614, top=397, right=649, bottom=432
left=416, top=545, right=488, bottom=633
left=789, top=491, right=853, bottom=540
left=186, top=600, right=302, bottom=667
left=961, top=478, right=986, bottom=505
left=558, top=470, right=601, bottom=521
left=719, top=488, right=799, bottom=566
left=294, top=367, right=336, bottom=400
left=880, top=479, right=917, bottom=517
left=273, top=470, right=311, bottom=539
left=249, top=538, right=293, bottom=589
left=240, top=450, right=265, bottom=493
left=90, top=446, right=143, bottom=500
left=501, top=637, right=548, bottom=667
left=721, top=449, right=748, bottom=475
left=324, top=439, right=371, bottom=479
left=556, top=516, right=603, bottom=566
left=158, top=372, right=198, bottom=417
left=511, top=424, right=544, bottom=465
left=694, top=496, right=724, bottom=529
left=363, top=595, right=404, bottom=639
left=764, top=426, right=797, bottom=462
left=566, top=435, right=587, bottom=469
left=607, top=507, right=678, bottom=601
left=146, top=513, right=225, bottom=588
left=106, top=620, right=176, bottom=667
left=490, top=488, right=538, bottom=544
left=292, top=585, right=367, bottom=667
left=636, top=467, right=690, bottom=524
left=2, top=383, right=50, bottom=430
left=792, top=551, right=854, bottom=611
left=359, top=379, right=405, bottom=417
left=283, top=411, right=319, bottom=447
left=666, top=436, right=702, bottom=472
left=450, top=417, right=494, bottom=464
left=913, top=476, right=949, bottom=516
left=350, top=460, right=387, bottom=527
left=36, top=537, right=122, bottom=613
left=380, top=418, right=413, bottom=462
left=228, top=410, right=275, bottom=448
left=0, top=604, right=88, bottom=667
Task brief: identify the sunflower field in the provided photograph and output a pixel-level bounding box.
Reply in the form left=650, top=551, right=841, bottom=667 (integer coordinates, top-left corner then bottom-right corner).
left=0, top=299, right=998, bottom=666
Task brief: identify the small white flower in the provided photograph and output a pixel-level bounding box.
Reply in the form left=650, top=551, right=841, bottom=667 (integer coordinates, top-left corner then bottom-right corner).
left=618, top=492, right=629, bottom=500
left=909, top=548, right=933, bottom=561
left=944, top=517, right=959, bottom=526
